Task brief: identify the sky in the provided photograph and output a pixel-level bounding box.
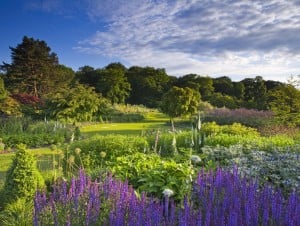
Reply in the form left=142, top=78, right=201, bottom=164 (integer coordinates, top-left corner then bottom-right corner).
left=1, top=0, right=299, bottom=82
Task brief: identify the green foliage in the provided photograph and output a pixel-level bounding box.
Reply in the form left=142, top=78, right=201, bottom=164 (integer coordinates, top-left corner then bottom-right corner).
left=65, top=135, right=149, bottom=173
left=2, top=133, right=65, bottom=148
left=212, top=76, right=234, bottom=96
left=201, top=122, right=259, bottom=136
left=96, top=67, right=131, bottom=104
left=1, top=36, right=71, bottom=97
left=109, top=152, right=194, bottom=200
left=201, top=145, right=300, bottom=194
left=2, top=145, right=45, bottom=206
left=138, top=160, right=193, bottom=201
left=0, top=198, right=33, bottom=226
left=208, top=93, right=238, bottom=109
left=0, top=119, right=72, bottom=148
left=147, top=131, right=192, bottom=157
left=126, top=66, right=171, bottom=108
left=0, top=117, right=32, bottom=135
left=108, top=152, right=161, bottom=188
left=161, top=86, right=200, bottom=122
left=204, top=133, right=295, bottom=150
left=0, top=96, right=22, bottom=116
left=268, top=84, right=300, bottom=126
left=241, top=76, right=267, bottom=110
left=46, top=83, right=108, bottom=123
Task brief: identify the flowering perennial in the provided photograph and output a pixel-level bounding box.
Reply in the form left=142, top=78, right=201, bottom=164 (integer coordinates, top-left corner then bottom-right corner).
left=34, top=168, right=299, bottom=225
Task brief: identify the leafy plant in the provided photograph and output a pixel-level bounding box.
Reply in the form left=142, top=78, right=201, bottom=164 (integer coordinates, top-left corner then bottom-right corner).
left=2, top=145, right=45, bottom=206
left=64, top=135, right=149, bottom=173
left=0, top=198, right=33, bottom=226
left=109, top=152, right=194, bottom=201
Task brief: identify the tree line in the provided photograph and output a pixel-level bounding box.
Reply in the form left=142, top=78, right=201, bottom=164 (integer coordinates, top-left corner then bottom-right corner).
left=1, top=36, right=299, bottom=125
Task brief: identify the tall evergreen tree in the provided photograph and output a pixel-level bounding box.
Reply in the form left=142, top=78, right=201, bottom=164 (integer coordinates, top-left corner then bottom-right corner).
left=1, top=36, right=72, bottom=97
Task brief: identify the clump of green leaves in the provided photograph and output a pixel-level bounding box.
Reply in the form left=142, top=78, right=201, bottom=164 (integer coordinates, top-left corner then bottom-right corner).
left=2, top=144, right=45, bottom=206
left=109, top=152, right=194, bottom=201
left=64, top=135, right=149, bottom=174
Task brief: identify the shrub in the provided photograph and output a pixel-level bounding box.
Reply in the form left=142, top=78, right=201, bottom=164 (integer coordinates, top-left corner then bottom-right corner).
left=2, top=145, right=45, bottom=206
left=108, top=153, right=161, bottom=188
left=109, top=152, right=194, bottom=200
left=64, top=135, right=149, bottom=173
left=0, top=120, right=74, bottom=148
left=201, top=122, right=259, bottom=137
left=200, top=145, right=300, bottom=194
left=204, top=133, right=295, bottom=150
left=2, top=133, right=65, bottom=148
left=204, top=108, right=274, bottom=127
left=0, top=117, right=33, bottom=135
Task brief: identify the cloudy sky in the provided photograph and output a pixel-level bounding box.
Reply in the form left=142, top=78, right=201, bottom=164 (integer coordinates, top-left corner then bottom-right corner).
left=1, top=0, right=299, bottom=81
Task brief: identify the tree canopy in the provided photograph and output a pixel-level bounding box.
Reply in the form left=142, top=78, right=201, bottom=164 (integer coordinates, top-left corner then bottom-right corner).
left=126, top=66, right=171, bottom=107
left=1, top=35, right=298, bottom=126
left=1, top=36, right=73, bottom=97
left=161, top=86, right=200, bottom=120
left=268, top=84, right=300, bottom=126
left=96, top=67, right=131, bottom=104
left=45, top=83, right=107, bottom=123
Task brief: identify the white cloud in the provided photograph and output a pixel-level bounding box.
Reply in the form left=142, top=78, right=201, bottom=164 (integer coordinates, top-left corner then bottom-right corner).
left=75, top=0, right=300, bottom=81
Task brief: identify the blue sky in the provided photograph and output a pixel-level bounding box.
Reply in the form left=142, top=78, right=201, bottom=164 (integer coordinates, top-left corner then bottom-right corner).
left=1, top=0, right=299, bottom=82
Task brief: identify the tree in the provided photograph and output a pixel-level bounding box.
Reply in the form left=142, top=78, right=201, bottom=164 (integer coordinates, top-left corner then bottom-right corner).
left=161, top=86, right=200, bottom=131
left=197, top=76, right=214, bottom=100
left=45, top=83, right=108, bottom=123
left=268, top=84, right=300, bottom=126
left=126, top=66, right=171, bottom=107
left=241, top=76, right=267, bottom=110
left=105, top=62, right=127, bottom=73
left=174, top=74, right=201, bottom=90
left=173, top=74, right=214, bottom=100
left=1, top=36, right=72, bottom=97
left=76, top=65, right=98, bottom=86
left=97, top=67, right=131, bottom=104
left=208, top=93, right=238, bottom=109
left=213, top=76, right=234, bottom=96
left=232, top=82, right=245, bottom=100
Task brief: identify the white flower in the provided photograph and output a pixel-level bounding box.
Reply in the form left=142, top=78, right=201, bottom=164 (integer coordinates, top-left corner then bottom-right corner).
left=162, top=188, right=174, bottom=197
left=190, top=155, right=201, bottom=164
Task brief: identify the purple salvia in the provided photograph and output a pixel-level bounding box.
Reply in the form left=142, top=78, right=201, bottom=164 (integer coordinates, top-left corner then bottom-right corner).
left=50, top=197, right=58, bottom=226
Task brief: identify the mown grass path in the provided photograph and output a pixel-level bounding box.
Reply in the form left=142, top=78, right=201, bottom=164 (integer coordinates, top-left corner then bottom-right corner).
left=80, top=112, right=171, bottom=136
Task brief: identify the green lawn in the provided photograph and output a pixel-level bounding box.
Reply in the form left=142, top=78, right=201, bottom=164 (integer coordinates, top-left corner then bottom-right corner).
left=80, top=121, right=171, bottom=136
